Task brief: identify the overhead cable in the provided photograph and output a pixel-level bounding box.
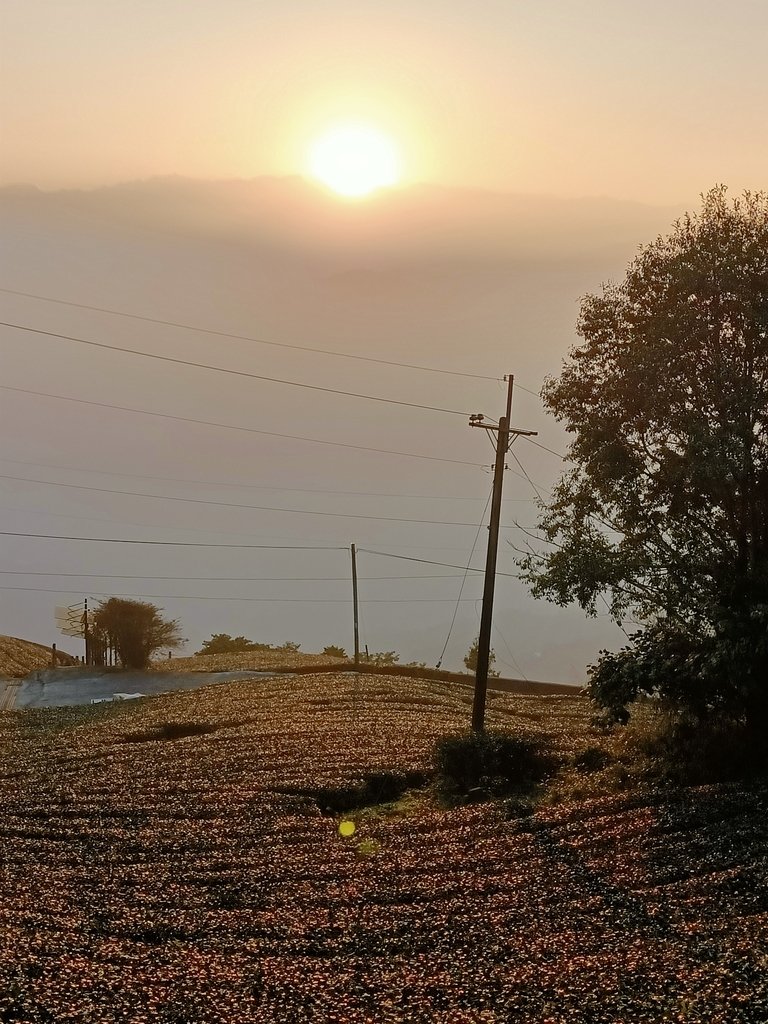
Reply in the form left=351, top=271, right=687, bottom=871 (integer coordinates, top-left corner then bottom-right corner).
left=0, top=456, right=510, bottom=501
left=435, top=487, right=493, bottom=668
left=0, top=321, right=470, bottom=417
left=0, top=385, right=482, bottom=468
left=0, top=531, right=344, bottom=549
left=0, top=584, right=480, bottom=603
left=0, top=472, right=502, bottom=527
left=0, top=570, right=465, bottom=582
left=0, top=285, right=502, bottom=382
left=357, top=548, right=521, bottom=578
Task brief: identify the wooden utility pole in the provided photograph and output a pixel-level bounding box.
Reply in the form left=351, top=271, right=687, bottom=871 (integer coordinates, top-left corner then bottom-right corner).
left=83, top=597, right=91, bottom=667
left=351, top=543, right=360, bottom=668
left=469, top=375, right=537, bottom=732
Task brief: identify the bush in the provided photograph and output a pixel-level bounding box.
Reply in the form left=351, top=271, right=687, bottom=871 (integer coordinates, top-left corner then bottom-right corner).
left=624, top=707, right=768, bottom=785
left=196, top=634, right=271, bottom=655
left=322, top=645, right=347, bottom=659
left=434, top=731, right=553, bottom=798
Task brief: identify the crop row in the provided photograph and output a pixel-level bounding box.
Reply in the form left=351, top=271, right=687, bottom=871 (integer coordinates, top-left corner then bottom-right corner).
left=1, top=674, right=766, bottom=1022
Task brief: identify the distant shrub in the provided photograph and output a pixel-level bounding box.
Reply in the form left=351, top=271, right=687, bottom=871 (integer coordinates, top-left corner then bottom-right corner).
left=434, top=731, right=553, bottom=798
left=464, top=637, right=500, bottom=677
left=322, top=645, right=347, bottom=659
left=362, top=651, right=399, bottom=666
left=196, top=634, right=271, bottom=655
left=279, top=641, right=302, bottom=653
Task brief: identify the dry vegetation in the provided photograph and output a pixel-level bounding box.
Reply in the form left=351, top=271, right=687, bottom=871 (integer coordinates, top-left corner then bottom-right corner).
left=151, top=650, right=348, bottom=673
left=0, top=673, right=765, bottom=1022
left=0, top=636, right=77, bottom=678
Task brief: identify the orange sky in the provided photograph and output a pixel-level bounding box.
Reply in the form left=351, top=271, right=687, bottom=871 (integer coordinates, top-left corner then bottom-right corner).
left=2, top=0, right=767, bottom=201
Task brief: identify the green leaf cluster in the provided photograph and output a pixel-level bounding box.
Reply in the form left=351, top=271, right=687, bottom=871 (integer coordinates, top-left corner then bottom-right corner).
left=523, top=187, right=768, bottom=726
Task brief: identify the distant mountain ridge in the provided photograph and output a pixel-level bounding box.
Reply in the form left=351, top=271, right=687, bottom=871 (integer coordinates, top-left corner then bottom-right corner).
left=0, top=175, right=682, bottom=261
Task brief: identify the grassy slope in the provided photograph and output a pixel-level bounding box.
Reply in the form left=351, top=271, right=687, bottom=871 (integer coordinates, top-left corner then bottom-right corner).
left=0, top=636, right=77, bottom=677
left=1, top=674, right=766, bottom=1023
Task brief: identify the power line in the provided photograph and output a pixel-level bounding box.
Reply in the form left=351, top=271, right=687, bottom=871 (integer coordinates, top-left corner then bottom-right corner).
left=0, top=385, right=482, bottom=469
left=358, top=548, right=521, bottom=577
left=0, top=320, right=470, bottom=417
left=0, top=531, right=344, bottom=549
left=509, top=448, right=545, bottom=501
left=0, top=584, right=481, bottom=603
left=491, top=621, right=530, bottom=682
left=0, top=472, right=504, bottom=527
left=0, top=505, right=502, bottom=550
left=0, top=285, right=502, bottom=383
left=435, top=488, right=493, bottom=668
left=0, top=570, right=465, bottom=582
left=0, top=502, right=366, bottom=548
left=522, top=435, right=571, bottom=460
left=0, top=455, right=537, bottom=500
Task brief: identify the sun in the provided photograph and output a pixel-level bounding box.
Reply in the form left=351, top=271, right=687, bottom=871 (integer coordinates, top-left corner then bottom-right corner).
left=308, top=123, right=401, bottom=198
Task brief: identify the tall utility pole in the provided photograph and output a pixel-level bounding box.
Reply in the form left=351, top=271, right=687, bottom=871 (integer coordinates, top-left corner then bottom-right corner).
left=350, top=543, right=360, bottom=668
left=469, top=375, right=537, bottom=732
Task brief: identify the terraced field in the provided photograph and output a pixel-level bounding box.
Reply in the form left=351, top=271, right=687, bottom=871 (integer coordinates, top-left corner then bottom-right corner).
left=1, top=674, right=766, bottom=1022
left=0, top=636, right=77, bottom=678
left=152, top=650, right=348, bottom=673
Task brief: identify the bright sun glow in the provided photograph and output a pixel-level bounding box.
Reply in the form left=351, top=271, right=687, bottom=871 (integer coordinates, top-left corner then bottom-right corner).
left=308, top=123, right=401, bottom=198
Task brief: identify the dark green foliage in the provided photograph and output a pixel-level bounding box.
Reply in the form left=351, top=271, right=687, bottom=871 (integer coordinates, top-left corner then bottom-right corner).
left=590, top=610, right=768, bottom=727
left=361, top=650, right=399, bottom=666
left=434, top=731, right=553, bottom=797
left=463, top=637, right=500, bottom=677
left=196, top=634, right=271, bottom=655
left=522, top=187, right=768, bottom=727
left=627, top=709, right=768, bottom=785
left=275, top=770, right=429, bottom=813
left=93, top=598, right=184, bottom=670
left=279, top=640, right=301, bottom=652
left=573, top=745, right=613, bottom=771
left=322, top=645, right=347, bottom=658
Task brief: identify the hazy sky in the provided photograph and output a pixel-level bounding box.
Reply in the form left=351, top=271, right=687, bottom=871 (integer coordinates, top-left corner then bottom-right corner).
left=1, top=2, right=765, bottom=678
left=2, top=0, right=767, bottom=200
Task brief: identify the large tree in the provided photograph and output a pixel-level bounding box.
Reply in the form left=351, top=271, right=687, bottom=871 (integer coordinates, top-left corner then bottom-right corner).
left=522, top=187, right=768, bottom=727
left=93, top=598, right=184, bottom=669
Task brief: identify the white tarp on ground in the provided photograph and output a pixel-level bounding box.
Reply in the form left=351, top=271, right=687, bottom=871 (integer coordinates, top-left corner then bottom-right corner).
left=90, top=692, right=144, bottom=704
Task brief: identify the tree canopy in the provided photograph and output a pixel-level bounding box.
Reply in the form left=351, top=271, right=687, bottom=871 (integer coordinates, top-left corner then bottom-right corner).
left=522, top=187, right=768, bottom=726
left=464, top=637, right=499, bottom=677
left=93, top=599, right=184, bottom=669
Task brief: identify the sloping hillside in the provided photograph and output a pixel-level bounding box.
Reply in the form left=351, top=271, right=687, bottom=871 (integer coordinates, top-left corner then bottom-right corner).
left=152, top=650, right=348, bottom=672
left=0, top=635, right=77, bottom=677
left=0, top=674, right=765, bottom=1022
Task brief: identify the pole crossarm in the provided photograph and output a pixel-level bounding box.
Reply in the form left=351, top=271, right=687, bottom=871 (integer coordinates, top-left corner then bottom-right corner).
left=469, top=419, right=538, bottom=437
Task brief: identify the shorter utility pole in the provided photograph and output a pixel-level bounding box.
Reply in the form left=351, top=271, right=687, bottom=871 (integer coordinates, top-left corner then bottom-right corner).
left=351, top=543, right=360, bottom=668
left=83, top=597, right=91, bottom=667
left=469, top=374, right=537, bottom=732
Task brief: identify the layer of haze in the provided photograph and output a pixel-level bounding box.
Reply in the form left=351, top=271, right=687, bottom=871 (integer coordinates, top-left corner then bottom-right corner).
left=1, top=178, right=678, bottom=679
left=3, top=0, right=767, bottom=202
left=1, top=1, right=764, bottom=680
